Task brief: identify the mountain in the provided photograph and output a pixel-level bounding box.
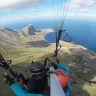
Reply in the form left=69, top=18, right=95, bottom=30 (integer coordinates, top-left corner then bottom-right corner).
left=18, top=24, right=53, bottom=43
left=0, top=27, right=19, bottom=45
left=20, top=24, right=36, bottom=36
left=0, top=24, right=53, bottom=46
left=1, top=27, right=16, bottom=32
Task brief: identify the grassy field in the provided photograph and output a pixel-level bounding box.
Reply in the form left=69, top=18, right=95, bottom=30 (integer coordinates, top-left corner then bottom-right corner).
left=0, top=42, right=96, bottom=96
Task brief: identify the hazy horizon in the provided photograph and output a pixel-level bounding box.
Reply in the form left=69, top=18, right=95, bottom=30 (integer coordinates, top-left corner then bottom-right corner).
left=0, top=0, right=96, bottom=26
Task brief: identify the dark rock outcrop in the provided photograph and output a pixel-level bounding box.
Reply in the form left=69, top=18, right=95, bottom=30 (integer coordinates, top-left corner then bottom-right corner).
left=20, top=24, right=36, bottom=36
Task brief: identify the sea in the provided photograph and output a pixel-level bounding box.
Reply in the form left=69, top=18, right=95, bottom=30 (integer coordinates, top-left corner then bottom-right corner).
left=2, top=18, right=96, bottom=53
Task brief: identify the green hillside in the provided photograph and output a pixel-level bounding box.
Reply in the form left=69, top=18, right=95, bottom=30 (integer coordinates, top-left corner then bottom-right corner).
left=0, top=41, right=96, bottom=96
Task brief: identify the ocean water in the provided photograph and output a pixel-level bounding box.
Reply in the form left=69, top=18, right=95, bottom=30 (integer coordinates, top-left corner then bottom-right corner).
left=3, top=18, right=96, bottom=52
left=45, top=18, right=96, bottom=52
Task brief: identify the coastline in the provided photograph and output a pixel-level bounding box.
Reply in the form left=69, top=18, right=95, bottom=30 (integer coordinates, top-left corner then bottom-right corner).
left=33, top=28, right=54, bottom=41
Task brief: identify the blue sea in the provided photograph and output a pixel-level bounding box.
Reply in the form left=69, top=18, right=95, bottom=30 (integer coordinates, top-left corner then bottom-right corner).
left=3, top=18, right=96, bottom=52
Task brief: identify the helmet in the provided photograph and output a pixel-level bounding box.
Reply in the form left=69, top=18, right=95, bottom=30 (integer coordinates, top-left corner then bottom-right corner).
left=56, top=69, right=69, bottom=88
left=29, top=61, right=45, bottom=74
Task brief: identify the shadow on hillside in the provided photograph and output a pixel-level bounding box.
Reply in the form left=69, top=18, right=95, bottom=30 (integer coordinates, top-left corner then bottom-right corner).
left=27, top=40, right=51, bottom=47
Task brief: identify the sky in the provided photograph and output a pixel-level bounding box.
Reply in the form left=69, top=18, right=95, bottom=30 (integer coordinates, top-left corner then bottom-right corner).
left=0, top=0, right=96, bottom=25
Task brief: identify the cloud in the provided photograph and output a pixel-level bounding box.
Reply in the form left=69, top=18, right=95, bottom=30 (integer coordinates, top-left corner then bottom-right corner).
left=30, top=8, right=45, bottom=13
left=0, top=0, right=46, bottom=12
left=30, top=9, right=41, bottom=12
left=63, top=0, right=95, bottom=13
left=79, top=8, right=88, bottom=13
